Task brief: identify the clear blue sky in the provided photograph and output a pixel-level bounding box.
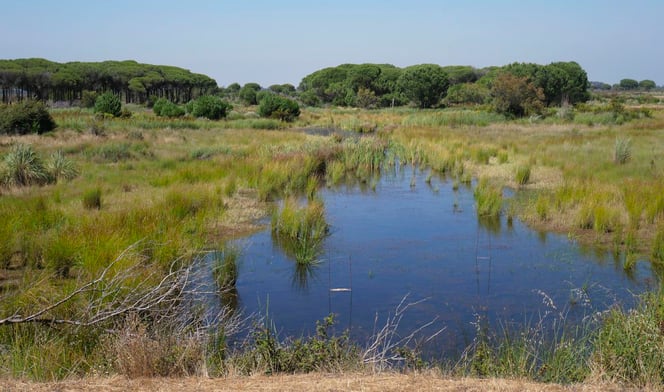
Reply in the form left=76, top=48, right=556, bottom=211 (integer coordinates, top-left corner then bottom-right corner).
left=2, top=0, right=662, bottom=87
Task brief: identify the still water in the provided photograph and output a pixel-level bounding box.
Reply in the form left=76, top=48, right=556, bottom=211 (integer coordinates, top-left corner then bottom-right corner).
left=208, top=164, right=657, bottom=355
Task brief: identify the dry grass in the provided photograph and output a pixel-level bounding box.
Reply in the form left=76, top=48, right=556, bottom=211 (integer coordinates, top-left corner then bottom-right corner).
left=0, top=373, right=650, bottom=392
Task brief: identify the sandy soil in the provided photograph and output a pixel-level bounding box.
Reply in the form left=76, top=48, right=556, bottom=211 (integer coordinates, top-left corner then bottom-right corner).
left=0, top=373, right=647, bottom=392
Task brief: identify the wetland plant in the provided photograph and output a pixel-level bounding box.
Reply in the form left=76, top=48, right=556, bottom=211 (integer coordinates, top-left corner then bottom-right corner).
left=515, top=163, right=531, bottom=185
left=271, top=198, right=329, bottom=264
left=213, top=246, right=240, bottom=289
left=474, top=177, right=502, bottom=218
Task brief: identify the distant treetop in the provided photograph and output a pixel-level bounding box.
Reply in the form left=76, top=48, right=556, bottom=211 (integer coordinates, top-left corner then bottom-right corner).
left=0, top=58, right=217, bottom=104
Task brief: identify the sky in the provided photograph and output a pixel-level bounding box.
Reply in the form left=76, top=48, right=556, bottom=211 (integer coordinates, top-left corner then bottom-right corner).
left=2, top=0, right=662, bottom=87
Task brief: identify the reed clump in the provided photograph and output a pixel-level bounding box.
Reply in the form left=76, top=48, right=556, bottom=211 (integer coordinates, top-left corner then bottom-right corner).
left=271, top=198, right=328, bottom=264
left=474, top=177, right=502, bottom=218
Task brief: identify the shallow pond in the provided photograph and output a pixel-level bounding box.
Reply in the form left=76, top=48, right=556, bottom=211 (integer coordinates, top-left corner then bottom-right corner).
left=207, top=164, right=658, bottom=356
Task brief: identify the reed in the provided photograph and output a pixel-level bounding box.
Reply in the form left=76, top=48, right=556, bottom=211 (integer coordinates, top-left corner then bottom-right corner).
left=474, top=177, right=502, bottom=218
left=271, top=198, right=328, bottom=264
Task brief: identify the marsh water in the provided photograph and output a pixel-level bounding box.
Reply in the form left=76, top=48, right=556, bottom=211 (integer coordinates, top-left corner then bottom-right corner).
left=204, top=164, right=658, bottom=356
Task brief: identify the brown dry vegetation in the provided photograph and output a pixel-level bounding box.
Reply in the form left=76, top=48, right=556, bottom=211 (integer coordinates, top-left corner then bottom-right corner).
left=0, top=373, right=649, bottom=392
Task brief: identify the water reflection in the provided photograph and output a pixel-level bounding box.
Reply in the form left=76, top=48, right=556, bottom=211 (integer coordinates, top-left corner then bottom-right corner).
left=291, top=261, right=321, bottom=291
left=223, top=163, right=657, bottom=354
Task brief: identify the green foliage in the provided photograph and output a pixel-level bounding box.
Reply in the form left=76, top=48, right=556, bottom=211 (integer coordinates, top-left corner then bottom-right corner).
left=81, top=90, right=98, bottom=108
left=491, top=73, right=545, bottom=117
left=639, top=79, right=657, bottom=91
left=0, top=59, right=217, bottom=105
left=515, top=163, right=531, bottom=185
left=397, top=64, right=450, bottom=108
left=231, top=315, right=356, bottom=375
left=271, top=198, right=328, bottom=264
left=592, top=293, right=664, bottom=386
left=189, top=95, right=232, bottom=120
left=619, top=78, right=639, bottom=90
left=82, top=187, right=102, bottom=210
left=474, top=177, right=502, bottom=217
left=652, top=226, right=664, bottom=264
left=212, top=246, right=240, bottom=289
left=153, top=98, right=185, bottom=118
left=402, top=110, right=503, bottom=128
left=457, top=314, right=590, bottom=383
left=44, top=235, right=79, bottom=278
left=443, top=83, right=490, bottom=105
left=0, top=100, right=56, bottom=135
left=1, top=144, right=50, bottom=186
left=47, top=150, right=79, bottom=182
left=239, top=83, right=261, bottom=105
left=258, top=93, right=300, bottom=122
left=94, top=92, right=122, bottom=117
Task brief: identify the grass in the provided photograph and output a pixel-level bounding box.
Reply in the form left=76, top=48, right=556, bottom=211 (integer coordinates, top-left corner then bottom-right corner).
left=212, top=246, right=240, bottom=289
left=82, top=187, right=102, bottom=210
left=271, top=197, right=328, bottom=264
left=474, top=177, right=502, bottom=218
left=614, top=137, right=632, bottom=164
left=514, top=163, right=531, bottom=185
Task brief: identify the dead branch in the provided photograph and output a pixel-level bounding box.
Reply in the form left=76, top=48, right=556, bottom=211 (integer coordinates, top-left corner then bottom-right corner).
left=0, top=241, right=242, bottom=335
left=362, top=294, right=445, bottom=371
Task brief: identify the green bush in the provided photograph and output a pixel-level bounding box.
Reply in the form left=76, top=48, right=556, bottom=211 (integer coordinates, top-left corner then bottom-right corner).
left=188, top=95, right=232, bottom=120
left=94, top=92, right=122, bottom=117
left=258, top=93, right=300, bottom=122
left=81, top=90, right=98, bottom=108
left=153, top=98, right=185, bottom=118
left=0, top=100, right=56, bottom=135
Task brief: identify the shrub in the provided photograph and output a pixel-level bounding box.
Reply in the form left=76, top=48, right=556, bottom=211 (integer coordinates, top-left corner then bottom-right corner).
left=1, top=144, right=50, bottom=186
left=189, top=95, right=232, bottom=120
left=94, top=92, right=122, bottom=117
left=153, top=98, right=185, bottom=118
left=491, top=73, right=545, bottom=117
left=258, top=93, right=301, bottom=122
left=82, top=187, right=102, bottom=210
left=0, top=100, right=56, bottom=135
left=81, top=90, right=98, bottom=108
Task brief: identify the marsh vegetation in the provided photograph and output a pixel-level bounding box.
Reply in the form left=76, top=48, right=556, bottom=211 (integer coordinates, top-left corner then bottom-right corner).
left=1, top=64, right=664, bottom=386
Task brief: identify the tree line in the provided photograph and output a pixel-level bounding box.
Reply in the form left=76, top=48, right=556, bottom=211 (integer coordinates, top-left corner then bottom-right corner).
left=290, top=61, right=593, bottom=116
left=6, top=57, right=657, bottom=119
left=0, top=58, right=217, bottom=104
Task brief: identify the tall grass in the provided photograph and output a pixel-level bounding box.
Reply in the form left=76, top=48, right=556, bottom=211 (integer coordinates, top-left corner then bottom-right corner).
left=212, top=246, right=240, bottom=289
left=402, top=110, right=505, bottom=127
left=614, top=137, right=632, bottom=164
left=271, top=198, right=328, bottom=264
left=591, top=292, right=664, bottom=386
left=514, top=163, right=531, bottom=185
left=474, top=177, right=502, bottom=218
